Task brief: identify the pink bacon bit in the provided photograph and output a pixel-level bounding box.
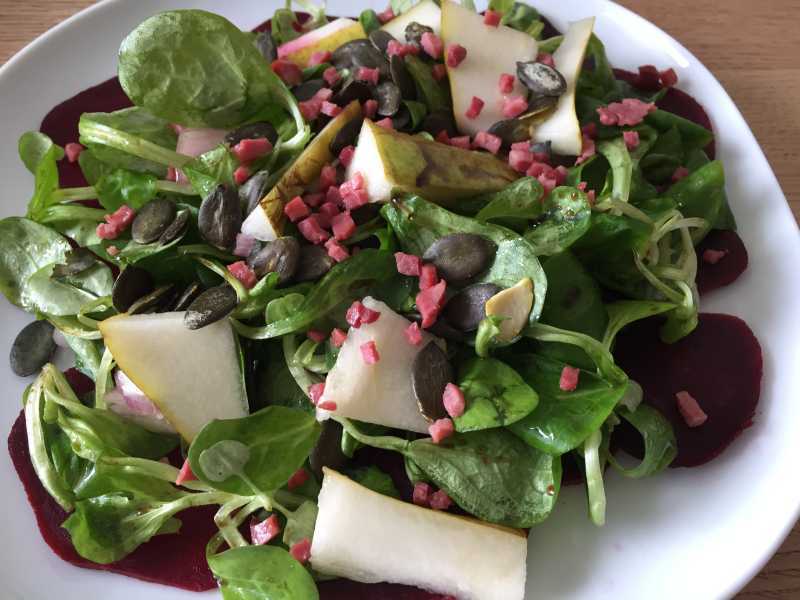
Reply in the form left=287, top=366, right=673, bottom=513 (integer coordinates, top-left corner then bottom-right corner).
left=537, top=52, right=555, bottom=68
left=227, top=261, right=258, bottom=289
left=232, top=138, right=273, bottom=163
left=660, top=67, right=678, bottom=88
left=412, top=482, right=432, bottom=506
left=362, top=99, right=378, bottom=119
left=284, top=195, right=311, bottom=223
left=419, top=263, right=439, bottom=290
left=703, top=248, right=729, bottom=265
left=331, top=212, right=356, bottom=241
left=233, top=233, right=256, bottom=258
left=429, top=489, right=453, bottom=510
left=299, top=100, right=322, bottom=121
left=339, top=145, right=356, bottom=167
left=597, top=98, right=656, bottom=127
left=323, top=66, right=341, bottom=87
left=420, top=32, right=444, bottom=60
left=428, top=418, right=454, bottom=444
left=308, top=382, right=326, bottom=405
left=317, top=400, right=337, bottom=411
left=675, top=390, right=708, bottom=428
left=330, top=328, right=347, bottom=348
left=395, top=252, right=422, bottom=276
left=465, top=96, right=484, bottom=120
left=431, top=63, right=448, bottom=82
left=290, top=538, right=312, bottom=564
left=582, top=121, right=598, bottom=139
left=554, top=165, right=568, bottom=186
left=318, top=201, right=341, bottom=222
left=65, top=142, right=84, bottom=163
left=473, top=131, right=502, bottom=155
left=498, top=73, right=515, bottom=94
left=509, top=148, right=534, bottom=173
left=319, top=164, right=338, bottom=191
left=360, top=340, right=380, bottom=364
left=442, top=383, right=465, bottom=418
left=307, top=329, right=327, bottom=343
left=297, top=215, right=330, bottom=245
left=106, top=245, right=120, bottom=257
left=175, top=458, right=197, bottom=486
left=377, top=5, right=395, bottom=23
left=623, top=130, right=640, bottom=150
left=271, top=59, right=303, bottom=87
left=321, top=101, right=342, bottom=118
left=386, top=40, right=419, bottom=58
left=416, top=279, right=447, bottom=328
left=449, top=135, right=471, bottom=150
left=325, top=238, right=350, bottom=263
left=672, top=166, right=690, bottom=182
left=326, top=185, right=342, bottom=205
left=446, top=43, right=467, bottom=68
left=304, top=192, right=325, bottom=209
left=356, top=67, right=380, bottom=86
left=287, top=468, right=310, bottom=491
left=575, top=133, right=596, bottom=165
left=559, top=365, right=580, bottom=392
left=308, top=50, right=332, bottom=67
left=375, top=117, right=395, bottom=131
left=502, top=95, right=528, bottom=119
left=346, top=300, right=381, bottom=328
left=234, top=165, right=252, bottom=185
left=404, top=321, right=423, bottom=346
left=96, top=205, right=135, bottom=240
left=339, top=172, right=369, bottom=210
left=251, top=514, right=281, bottom=546
left=483, top=9, right=502, bottom=26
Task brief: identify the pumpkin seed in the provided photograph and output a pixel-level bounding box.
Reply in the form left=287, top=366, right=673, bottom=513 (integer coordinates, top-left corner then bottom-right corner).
left=487, top=118, right=531, bottom=147
left=10, top=320, right=56, bottom=377
left=376, top=81, right=402, bottom=116
left=516, top=61, right=567, bottom=97
left=329, top=115, right=364, bottom=156
left=443, top=283, right=502, bottom=332
left=254, top=31, right=277, bottom=62
left=422, top=233, right=497, bottom=284
left=172, top=282, right=203, bottom=311
left=184, top=284, right=238, bottom=330
left=369, top=29, right=395, bottom=54
left=291, top=78, right=327, bottom=102
left=332, top=79, right=374, bottom=106
left=332, top=39, right=389, bottom=77
left=405, top=21, right=434, bottom=46
left=225, top=122, right=279, bottom=146
left=112, top=266, right=154, bottom=312
left=411, top=341, right=452, bottom=422
left=422, top=109, right=458, bottom=137
left=239, top=169, right=271, bottom=216
left=158, top=210, right=189, bottom=245
left=128, top=284, right=176, bottom=315
left=525, top=94, right=559, bottom=116
left=52, top=248, right=96, bottom=278
left=131, top=198, right=177, bottom=244
left=531, top=140, right=551, bottom=157
left=392, top=104, right=411, bottom=130
left=198, top=184, right=243, bottom=251
left=427, top=316, right=470, bottom=343
left=294, top=245, right=334, bottom=282
left=309, top=419, right=348, bottom=480
left=389, top=54, right=416, bottom=100
left=248, top=237, right=300, bottom=283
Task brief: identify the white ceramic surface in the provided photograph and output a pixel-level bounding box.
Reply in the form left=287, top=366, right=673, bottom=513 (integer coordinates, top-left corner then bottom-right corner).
left=0, top=1, right=798, bottom=599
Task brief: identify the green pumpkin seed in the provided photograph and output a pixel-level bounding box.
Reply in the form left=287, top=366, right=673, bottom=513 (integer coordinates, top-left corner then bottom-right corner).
left=294, top=245, right=334, bottom=283
left=422, top=233, right=497, bottom=284
left=443, top=283, right=502, bottom=332
left=112, top=266, right=154, bottom=312
left=376, top=81, right=402, bottom=117
left=248, top=237, right=300, bottom=283
left=404, top=21, right=434, bottom=46
left=329, top=116, right=364, bottom=156
left=412, top=341, right=452, bottom=422
left=51, top=248, right=96, bottom=278
left=369, top=29, right=395, bottom=54
left=158, top=210, right=189, bottom=245
left=184, top=284, right=239, bottom=330
left=172, top=282, right=203, bottom=312
left=239, top=170, right=271, bottom=216
left=199, top=184, right=242, bottom=251
left=10, top=320, right=56, bottom=377
left=516, top=61, right=567, bottom=97
left=132, top=198, right=177, bottom=244
left=225, top=121, right=278, bottom=146
left=128, top=284, right=176, bottom=315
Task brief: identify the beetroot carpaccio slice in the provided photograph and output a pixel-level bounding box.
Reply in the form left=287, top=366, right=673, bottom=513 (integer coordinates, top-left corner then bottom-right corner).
left=613, top=313, right=762, bottom=467
left=695, top=229, right=749, bottom=295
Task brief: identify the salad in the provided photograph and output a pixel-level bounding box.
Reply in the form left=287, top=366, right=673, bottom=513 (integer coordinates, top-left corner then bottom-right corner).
left=3, top=1, right=762, bottom=599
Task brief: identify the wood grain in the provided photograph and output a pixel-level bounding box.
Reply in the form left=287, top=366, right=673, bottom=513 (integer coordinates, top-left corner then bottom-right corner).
left=1, top=1, right=798, bottom=597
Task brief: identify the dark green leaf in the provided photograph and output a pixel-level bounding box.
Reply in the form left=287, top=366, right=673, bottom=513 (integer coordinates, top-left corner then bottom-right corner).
left=346, top=466, right=400, bottom=498
left=18, top=132, right=63, bottom=219
left=359, top=9, right=381, bottom=34
left=524, top=186, right=592, bottom=255
left=183, top=145, right=238, bottom=198
left=95, top=169, right=158, bottom=211
left=609, top=404, right=677, bottom=477
left=404, top=55, right=449, bottom=113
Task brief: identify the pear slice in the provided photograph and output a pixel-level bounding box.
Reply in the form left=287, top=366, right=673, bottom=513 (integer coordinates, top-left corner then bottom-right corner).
left=241, top=101, right=361, bottom=241
left=317, top=297, right=436, bottom=433
left=277, top=18, right=366, bottom=67
left=99, top=312, right=247, bottom=441
left=380, top=0, right=441, bottom=39
left=531, top=18, right=595, bottom=155
left=346, top=119, right=517, bottom=206
left=311, top=468, right=528, bottom=600
left=485, top=277, right=534, bottom=342
left=440, top=1, right=539, bottom=136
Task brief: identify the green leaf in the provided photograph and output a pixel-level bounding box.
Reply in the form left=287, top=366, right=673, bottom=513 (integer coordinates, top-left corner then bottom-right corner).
left=602, top=300, right=676, bottom=349
left=577, top=35, right=618, bottom=100
left=21, top=262, right=113, bottom=317
left=404, top=55, right=449, bottom=113
left=473, top=177, right=545, bottom=229
left=19, top=131, right=64, bottom=174
left=271, top=9, right=302, bottom=45
left=95, top=169, right=158, bottom=211
left=359, top=9, right=381, bottom=34
left=645, top=109, right=714, bottom=151
left=182, top=145, right=238, bottom=197
left=282, top=500, right=319, bottom=547
left=665, top=160, right=725, bottom=242
left=207, top=545, right=319, bottom=600
left=390, top=0, right=417, bottom=15
left=524, top=186, right=592, bottom=255
left=199, top=440, right=252, bottom=482
left=18, top=132, right=64, bottom=219
left=454, top=358, right=538, bottom=432
left=403, top=100, right=428, bottom=131
left=346, top=466, right=400, bottom=498
left=609, top=404, right=677, bottom=477
left=189, top=406, right=321, bottom=495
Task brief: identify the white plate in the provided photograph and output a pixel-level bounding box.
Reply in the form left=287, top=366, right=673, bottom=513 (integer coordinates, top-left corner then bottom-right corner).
left=1, top=1, right=798, bottom=598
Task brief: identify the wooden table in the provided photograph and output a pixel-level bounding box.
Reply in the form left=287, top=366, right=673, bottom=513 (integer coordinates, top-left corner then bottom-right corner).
left=1, top=1, right=798, bottom=597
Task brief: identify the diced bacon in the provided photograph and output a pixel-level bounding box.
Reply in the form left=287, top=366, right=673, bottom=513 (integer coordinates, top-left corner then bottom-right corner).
left=431, top=63, right=448, bottom=82
left=96, top=205, right=136, bottom=240
left=323, top=66, right=341, bottom=87
left=271, top=59, right=303, bottom=86
left=377, top=5, right=395, bottom=23
left=96, top=223, right=118, bottom=240
left=577, top=181, right=588, bottom=191
left=660, top=67, right=678, bottom=88
left=284, top=196, right=311, bottom=223
left=356, top=67, right=380, bottom=86
left=429, top=489, right=453, bottom=510
left=597, top=98, right=656, bottom=127
left=575, top=133, right=596, bottom=165
left=526, top=161, right=552, bottom=179
left=227, top=261, right=258, bottom=289
left=339, top=145, right=356, bottom=167
left=319, top=203, right=341, bottom=225
left=416, top=279, right=447, bottom=328
left=498, top=73, right=515, bottom=94
left=536, top=52, right=555, bottom=68
left=309, top=50, right=332, bottom=66
left=326, top=185, right=343, bottom=206
left=559, top=365, right=580, bottom=392
left=319, top=164, right=338, bottom=191
left=412, top=482, right=432, bottom=506
left=65, top=142, right=84, bottom=163
left=483, top=9, right=502, bottom=26
left=234, top=165, right=252, bottom=185
left=290, top=538, right=312, bottom=564
left=386, top=40, right=419, bottom=58
left=360, top=340, right=381, bottom=364
left=587, top=190, right=596, bottom=204
left=419, top=264, right=439, bottom=290
left=342, top=189, right=368, bottom=210
left=307, top=329, right=327, bottom=343
left=251, top=514, right=281, bottom=545
left=308, top=382, right=326, bottom=405
left=297, top=215, right=331, bottom=245
left=233, top=233, right=256, bottom=258
left=166, top=166, right=179, bottom=182
left=473, top=131, right=502, bottom=154
left=436, top=130, right=451, bottom=144
left=442, top=383, right=465, bottom=418
left=449, top=136, right=471, bottom=150
left=175, top=458, right=197, bottom=486
left=232, top=138, right=273, bottom=163
left=502, top=95, right=528, bottom=119
left=375, top=117, right=395, bottom=130
left=554, top=165, right=568, bottom=185
left=428, top=418, right=454, bottom=444
left=331, top=212, right=356, bottom=241
left=288, top=467, right=310, bottom=491
left=395, top=252, right=422, bottom=276
left=404, top=321, right=423, bottom=346
left=623, top=130, right=640, bottom=150
left=702, top=248, right=729, bottom=264
left=420, top=32, right=444, bottom=59
left=321, top=101, right=342, bottom=117
left=637, top=64, right=661, bottom=90
left=303, top=192, right=325, bottom=209
left=339, top=170, right=367, bottom=208
left=446, top=44, right=467, bottom=68
left=672, top=166, right=690, bottom=182
left=675, top=390, right=708, bottom=428
left=465, top=96, right=484, bottom=119
left=362, top=99, right=378, bottom=119
left=106, top=245, right=120, bottom=257
left=299, top=99, right=322, bottom=121
left=346, top=300, right=382, bottom=328
left=581, top=121, right=598, bottom=139
left=325, top=238, right=350, bottom=263
left=509, top=149, right=534, bottom=173
left=510, top=140, right=531, bottom=152
left=330, top=328, right=347, bottom=348
left=317, top=400, right=337, bottom=411
left=537, top=173, right=557, bottom=196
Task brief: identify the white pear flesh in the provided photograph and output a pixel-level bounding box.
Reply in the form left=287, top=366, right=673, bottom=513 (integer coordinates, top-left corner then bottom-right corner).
left=381, top=0, right=441, bottom=39
left=99, top=312, right=247, bottom=441
left=531, top=17, right=595, bottom=155
left=311, top=468, right=528, bottom=600
left=441, top=1, right=538, bottom=136
left=485, top=278, right=534, bottom=342
left=317, top=297, right=435, bottom=434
